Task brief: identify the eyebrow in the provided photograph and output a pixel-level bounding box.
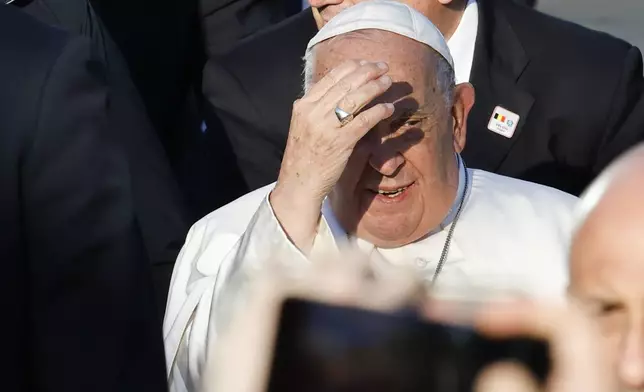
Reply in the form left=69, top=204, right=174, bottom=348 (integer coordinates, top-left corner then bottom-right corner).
left=399, top=102, right=439, bottom=115
left=571, top=289, right=622, bottom=303
left=582, top=296, right=620, bottom=305
left=405, top=111, right=432, bottom=120
left=392, top=109, right=434, bottom=124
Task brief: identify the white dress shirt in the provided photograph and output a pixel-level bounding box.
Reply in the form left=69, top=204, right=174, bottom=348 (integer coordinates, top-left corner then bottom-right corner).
left=163, top=156, right=577, bottom=391
left=448, top=0, right=478, bottom=84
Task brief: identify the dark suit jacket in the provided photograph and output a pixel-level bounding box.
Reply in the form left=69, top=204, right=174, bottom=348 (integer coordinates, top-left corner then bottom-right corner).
left=0, top=6, right=167, bottom=391
left=90, top=0, right=204, bottom=160
left=90, top=0, right=289, bottom=158
left=203, top=0, right=644, bottom=206
left=87, top=0, right=292, bottom=222
left=16, top=0, right=192, bottom=311
left=201, top=0, right=296, bottom=58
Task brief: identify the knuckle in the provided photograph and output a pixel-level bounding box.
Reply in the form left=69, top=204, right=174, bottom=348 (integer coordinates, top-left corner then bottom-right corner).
left=361, top=62, right=384, bottom=78
left=366, top=63, right=381, bottom=78
left=325, top=72, right=337, bottom=86
left=367, top=79, right=384, bottom=93
left=342, top=59, right=361, bottom=71
left=378, top=102, right=391, bottom=115
left=305, top=110, right=318, bottom=123
left=292, top=99, right=305, bottom=112
left=357, top=113, right=371, bottom=128
left=336, top=78, right=351, bottom=93
left=340, top=96, right=357, bottom=111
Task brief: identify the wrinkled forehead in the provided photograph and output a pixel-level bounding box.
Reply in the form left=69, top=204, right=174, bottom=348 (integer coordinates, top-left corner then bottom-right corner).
left=312, top=30, right=439, bottom=106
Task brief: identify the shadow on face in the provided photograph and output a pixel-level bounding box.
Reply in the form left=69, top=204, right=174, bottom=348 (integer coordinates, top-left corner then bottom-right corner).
left=310, top=30, right=460, bottom=247
left=340, top=92, right=426, bottom=235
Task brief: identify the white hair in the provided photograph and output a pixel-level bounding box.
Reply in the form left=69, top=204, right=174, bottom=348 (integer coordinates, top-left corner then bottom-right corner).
left=302, top=42, right=455, bottom=108
left=303, top=48, right=315, bottom=95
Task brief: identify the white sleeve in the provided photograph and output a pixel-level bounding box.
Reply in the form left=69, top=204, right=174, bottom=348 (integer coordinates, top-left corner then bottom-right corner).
left=163, top=195, right=336, bottom=391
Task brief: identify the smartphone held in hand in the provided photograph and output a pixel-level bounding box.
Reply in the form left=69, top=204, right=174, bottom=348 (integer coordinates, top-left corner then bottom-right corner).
left=267, top=298, right=550, bottom=392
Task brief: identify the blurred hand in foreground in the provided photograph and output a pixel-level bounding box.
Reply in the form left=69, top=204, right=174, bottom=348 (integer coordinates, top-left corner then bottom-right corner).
left=203, top=253, right=617, bottom=392
left=202, top=252, right=423, bottom=392
left=426, top=300, right=618, bottom=392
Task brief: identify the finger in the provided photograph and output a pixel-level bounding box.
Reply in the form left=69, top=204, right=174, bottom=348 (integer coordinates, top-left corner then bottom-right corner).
left=317, top=61, right=389, bottom=110
left=333, top=74, right=393, bottom=120
left=282, top=250, right=423, bottom=313
left=208, top=255, right=375, bottom=392
left=499, top=303, right=619, bottom=392
left=252, top=250, right=368, bottom=308
left=303, top=251, right=378, bottom=304
left=311, top=6, right=325, bottom=29
left=314, top=251, right=424, bottom=312
left=342, top=102, right=395, bottom=145
left=309, top=0, right=342, bottom=7
left=422, top=298, right=485, bottom=327
left=423, top=299, right=576, bottom=341
left=305, top=59, right=362, bottom=102
left=420, top=289, right=531, bottom=328
left=474, top=362, right=540, bottom=392
left=207, top=269, right=290, bottom=392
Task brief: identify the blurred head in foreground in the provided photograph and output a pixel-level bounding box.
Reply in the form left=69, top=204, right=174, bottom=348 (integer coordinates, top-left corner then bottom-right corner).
left=569, top=143, right=644, bottom=391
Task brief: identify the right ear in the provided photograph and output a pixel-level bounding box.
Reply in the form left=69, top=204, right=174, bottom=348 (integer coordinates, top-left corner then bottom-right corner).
left=450, top=83, right=475, bottom=153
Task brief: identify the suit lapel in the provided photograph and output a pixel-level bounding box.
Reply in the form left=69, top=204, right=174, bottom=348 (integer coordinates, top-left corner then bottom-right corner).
left=463, top=0, right=534, bottom=172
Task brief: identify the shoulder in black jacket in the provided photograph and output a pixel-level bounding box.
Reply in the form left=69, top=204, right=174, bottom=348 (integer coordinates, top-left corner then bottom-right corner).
left=17, top=0, right=192, bottom=311
left=0, top=6, right=167, bottom=391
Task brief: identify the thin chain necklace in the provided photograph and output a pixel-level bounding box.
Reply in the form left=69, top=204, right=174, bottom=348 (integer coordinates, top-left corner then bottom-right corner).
left=430, top=162, right=469, bottom=286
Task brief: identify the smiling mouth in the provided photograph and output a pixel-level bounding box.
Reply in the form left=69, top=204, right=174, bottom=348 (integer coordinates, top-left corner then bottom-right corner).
left=371, top=183, right=413, bottom=198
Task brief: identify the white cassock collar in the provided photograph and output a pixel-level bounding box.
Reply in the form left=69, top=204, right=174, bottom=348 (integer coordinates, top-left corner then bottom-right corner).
left=447, top=0, right=479, bottom=84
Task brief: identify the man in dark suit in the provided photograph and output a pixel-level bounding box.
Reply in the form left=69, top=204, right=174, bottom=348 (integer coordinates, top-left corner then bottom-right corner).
left=0, top=5, right=167, bottom=391
left=88, top=0, right=291, bottom=221
left=11, top=0, right=192, bottom=311
left=203, top=0, right=644, bottom=207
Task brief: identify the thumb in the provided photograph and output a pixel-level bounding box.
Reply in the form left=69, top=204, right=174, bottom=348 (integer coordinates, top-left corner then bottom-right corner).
left=475, top=362, right=540, bottom=392
left=309, top=0, right=343, bottom=7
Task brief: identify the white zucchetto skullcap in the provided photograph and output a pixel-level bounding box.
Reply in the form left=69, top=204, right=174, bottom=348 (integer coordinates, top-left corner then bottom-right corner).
left=306, top=0, right=454, bottom=69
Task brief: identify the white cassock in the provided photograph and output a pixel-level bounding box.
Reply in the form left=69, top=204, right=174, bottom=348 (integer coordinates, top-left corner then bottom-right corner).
left=163, top=156, right=577, bottom=391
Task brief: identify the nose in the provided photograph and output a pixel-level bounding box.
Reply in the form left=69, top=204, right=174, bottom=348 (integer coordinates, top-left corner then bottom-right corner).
left=618, top=323, right=644, bottom=389
left=367, top=139, right=405, bottom=177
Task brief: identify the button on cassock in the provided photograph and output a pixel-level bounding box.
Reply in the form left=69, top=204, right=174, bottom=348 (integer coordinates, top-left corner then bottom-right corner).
left=415, top=257, right=429, bottom=268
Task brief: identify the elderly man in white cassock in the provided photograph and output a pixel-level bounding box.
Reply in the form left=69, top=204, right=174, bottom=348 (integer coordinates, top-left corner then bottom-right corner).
left=163, top=1, right=577, bottom=390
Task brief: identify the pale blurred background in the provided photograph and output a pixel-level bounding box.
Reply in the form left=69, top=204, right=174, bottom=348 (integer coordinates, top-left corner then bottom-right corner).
left=538, top=0, right=644, bottom=51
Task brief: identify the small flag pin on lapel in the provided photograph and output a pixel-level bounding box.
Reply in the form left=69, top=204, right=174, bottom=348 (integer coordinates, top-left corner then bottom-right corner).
left=487, top=106, right=520, bottom=139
